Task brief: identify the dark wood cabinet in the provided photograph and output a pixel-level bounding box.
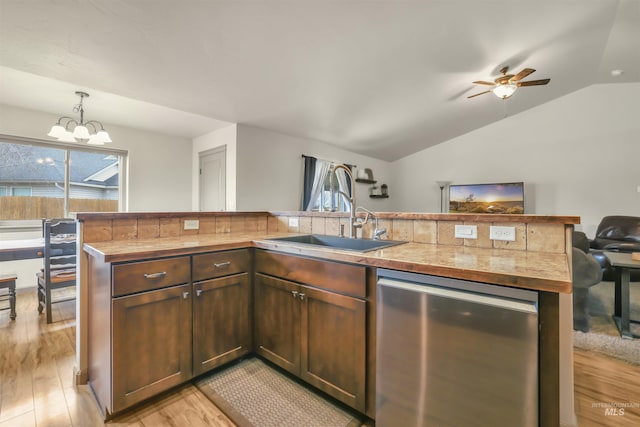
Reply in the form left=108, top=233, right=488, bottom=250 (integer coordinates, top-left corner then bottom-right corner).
left=192, top=249, right=252, bottom=375
left=254, top=250, right=367, bottom=413
left=89, top=255, right=193, bottom=416
left=301, top=284, right=366, bottom=411
left=193, top=272, right=251, bottom=375
left=112, top=283, right=192, bottom=412
left=88, top=249, right=252, bottom=418
left=89, top=246, right=368, bottom=417
left=255, top=273, right=301, bottom=374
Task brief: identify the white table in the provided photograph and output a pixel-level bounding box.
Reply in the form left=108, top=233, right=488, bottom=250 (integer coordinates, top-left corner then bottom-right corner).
left=0, top=238, right=45, bottom=262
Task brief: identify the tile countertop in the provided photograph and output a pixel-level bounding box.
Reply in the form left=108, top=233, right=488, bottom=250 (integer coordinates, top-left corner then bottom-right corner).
left=83, top=232, right=572, bottom=294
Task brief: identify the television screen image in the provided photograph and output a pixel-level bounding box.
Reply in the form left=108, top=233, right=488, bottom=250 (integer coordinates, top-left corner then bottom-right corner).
left=449, top=182, right=524, bottom=214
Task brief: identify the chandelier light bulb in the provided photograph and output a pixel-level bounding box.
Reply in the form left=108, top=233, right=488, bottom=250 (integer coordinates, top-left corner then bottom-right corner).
left=73, top=125, right=90, bottom=140
left=58, top=130, right=77, bottom=143
left=96, top=129, right=112, bottom=143
left=47, top=124, right=66, bottom=138
left=87, top=134, right=105, bottom=145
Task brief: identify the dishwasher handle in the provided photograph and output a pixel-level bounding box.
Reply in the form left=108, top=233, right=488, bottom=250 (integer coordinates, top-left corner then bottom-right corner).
left=378, top=278, right=537, bottom=314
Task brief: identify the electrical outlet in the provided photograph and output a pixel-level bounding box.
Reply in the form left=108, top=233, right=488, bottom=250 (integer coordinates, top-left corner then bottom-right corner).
left=454, top=225, right=477, bottom=239
left=184, top=220, right=200, bottom=230
left=288, top=217, right=299, bottom=228
left=490, top=226, right=516, bottom=241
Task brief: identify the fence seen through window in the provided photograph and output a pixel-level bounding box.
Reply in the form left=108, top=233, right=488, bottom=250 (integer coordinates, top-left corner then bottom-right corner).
left=0, top=139, right=123, bottom=220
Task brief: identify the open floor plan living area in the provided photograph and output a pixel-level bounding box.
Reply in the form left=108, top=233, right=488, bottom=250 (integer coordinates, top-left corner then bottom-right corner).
left=1, top=1, right=639, bottom=426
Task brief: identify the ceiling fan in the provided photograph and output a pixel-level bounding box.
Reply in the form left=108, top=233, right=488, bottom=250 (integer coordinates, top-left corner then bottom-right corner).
left=468, top=66, right=550, bottom=99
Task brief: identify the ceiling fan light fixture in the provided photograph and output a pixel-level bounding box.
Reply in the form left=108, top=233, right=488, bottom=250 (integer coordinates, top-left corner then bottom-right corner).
left=492, top=83, right=518, bottom=99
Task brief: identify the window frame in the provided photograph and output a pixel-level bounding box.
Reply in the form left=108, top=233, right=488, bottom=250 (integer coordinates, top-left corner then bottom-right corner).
left=0, top=133, right=128, bottom=219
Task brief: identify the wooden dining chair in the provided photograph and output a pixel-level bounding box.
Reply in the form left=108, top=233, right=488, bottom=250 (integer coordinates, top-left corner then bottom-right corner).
left=37, top=219, right=77, bottom=323
left=0, top=273, right=17, bottom=321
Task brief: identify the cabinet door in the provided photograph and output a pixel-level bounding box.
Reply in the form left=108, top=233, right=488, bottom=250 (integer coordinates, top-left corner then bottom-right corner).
left=112, top=284, right=192, bottom=412
left=193, top=273, right=251, bottom=376
left=300, top=285, right=366, bottom=412
left=254, top=273, right=301, bottom=375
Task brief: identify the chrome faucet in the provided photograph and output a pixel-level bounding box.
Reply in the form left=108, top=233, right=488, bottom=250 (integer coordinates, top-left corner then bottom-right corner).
left=355, top=206, right=387, bottom=240
left=330, top=164, right=358, bottom=238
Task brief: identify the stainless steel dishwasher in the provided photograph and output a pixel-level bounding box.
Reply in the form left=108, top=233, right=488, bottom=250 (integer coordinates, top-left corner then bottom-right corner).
left=376, top=269, right=539, bottom=427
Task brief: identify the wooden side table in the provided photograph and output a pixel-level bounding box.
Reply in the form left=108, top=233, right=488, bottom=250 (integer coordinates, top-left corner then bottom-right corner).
left=0, top=273, right=17, bottom=320
left=604, top=252, right=640, bottom=339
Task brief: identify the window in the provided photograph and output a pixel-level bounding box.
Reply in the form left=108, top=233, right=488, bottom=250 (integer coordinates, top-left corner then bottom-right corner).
left=302, top=156, right=352, bottom=212
left=0, top=135, right=127, bottom=220
left=11, top=187, right=32, bottom=196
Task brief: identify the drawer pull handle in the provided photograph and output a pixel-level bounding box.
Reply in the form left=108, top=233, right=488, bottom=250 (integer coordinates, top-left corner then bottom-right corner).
left=183, top=291, right=190, bottom=299
left=299, top=293, right=305, bottom=301
left=196, top=289, right=203, bottom=297
left=144, top=272, right=167, bottom=279
left=291, top=291, right=299, bottom=298
left=214, top=261, right=231, bottom=269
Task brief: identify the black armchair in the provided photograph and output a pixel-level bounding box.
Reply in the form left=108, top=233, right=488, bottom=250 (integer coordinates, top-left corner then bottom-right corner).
left=589, top=216, right=640, bottom=281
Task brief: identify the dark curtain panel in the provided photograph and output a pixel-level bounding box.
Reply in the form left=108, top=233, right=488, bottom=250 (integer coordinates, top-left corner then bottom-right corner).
left=302, top=155, right=317, bottom=210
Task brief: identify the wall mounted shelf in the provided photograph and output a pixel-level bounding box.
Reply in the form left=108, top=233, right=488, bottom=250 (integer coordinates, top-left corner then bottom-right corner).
left=356, top=178, right=377, bottom=184
left=370, top=195, right=389, bottom=199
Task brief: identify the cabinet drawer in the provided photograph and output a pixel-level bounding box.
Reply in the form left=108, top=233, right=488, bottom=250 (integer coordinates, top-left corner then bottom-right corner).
left=255, top=250, right=365, bottom=299
left=192, top=249, right=251, bottom=281
left=112, top=256, right=191, bottom=297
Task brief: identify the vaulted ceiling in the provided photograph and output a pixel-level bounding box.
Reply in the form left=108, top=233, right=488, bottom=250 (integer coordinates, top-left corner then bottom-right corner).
left=1, top=0, right=638, bottom=161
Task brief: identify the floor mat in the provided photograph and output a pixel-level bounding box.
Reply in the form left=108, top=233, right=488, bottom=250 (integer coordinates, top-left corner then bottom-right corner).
left=196, top=358, right=362, bottom=427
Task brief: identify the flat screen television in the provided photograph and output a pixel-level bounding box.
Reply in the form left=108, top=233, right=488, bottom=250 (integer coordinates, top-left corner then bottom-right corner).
left=449, top=182, right=524, bottom=214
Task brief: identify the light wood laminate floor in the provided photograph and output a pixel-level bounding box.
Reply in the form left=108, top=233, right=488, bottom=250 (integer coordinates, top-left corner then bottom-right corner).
left=1, top=288, right=639, bottom=426
left=0, top=288, right=234, bottom=427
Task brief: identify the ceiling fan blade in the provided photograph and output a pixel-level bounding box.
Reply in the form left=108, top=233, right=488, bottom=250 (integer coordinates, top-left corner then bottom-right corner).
left=518, top=78, right=550, bottom=86
left=467, top=90, right=492, bottom=98
left=472, top=80, right=495, bottom=86
left=512, top=68, right=536, bottom=82
left=495, top=74, right=514, bottom=84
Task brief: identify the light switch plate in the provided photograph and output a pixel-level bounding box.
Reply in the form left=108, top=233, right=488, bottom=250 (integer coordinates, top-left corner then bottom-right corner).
left=454, top=225, right=477, bottom=239
left=184, top=220, right=200, bottom=230
left=490, top=226, right=516, bottom=241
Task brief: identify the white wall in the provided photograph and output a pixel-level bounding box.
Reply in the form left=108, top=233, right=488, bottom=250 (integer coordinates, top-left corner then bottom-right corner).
left=0, top=103, right=194, bottom=212
left=391, top=83, right=640, bottom=237
left=235, top=125, right=393, bottom=211
left=192, top=124, right=237, bottom=211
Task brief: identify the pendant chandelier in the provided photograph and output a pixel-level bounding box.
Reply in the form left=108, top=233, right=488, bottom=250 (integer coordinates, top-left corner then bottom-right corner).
left=47, top=91, right=112, bottom=145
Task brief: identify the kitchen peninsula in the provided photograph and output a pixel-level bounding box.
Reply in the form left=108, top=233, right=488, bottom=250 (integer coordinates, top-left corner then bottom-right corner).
left=77, top=211, right=578, bottom=426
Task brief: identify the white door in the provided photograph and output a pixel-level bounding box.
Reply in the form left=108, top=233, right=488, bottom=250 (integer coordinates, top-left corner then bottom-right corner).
left=199, top=147, right=226, bottom=211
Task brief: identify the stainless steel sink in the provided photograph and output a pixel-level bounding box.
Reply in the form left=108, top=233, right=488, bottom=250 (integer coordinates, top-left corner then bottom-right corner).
left=266, top=234, right=405, bottom=252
